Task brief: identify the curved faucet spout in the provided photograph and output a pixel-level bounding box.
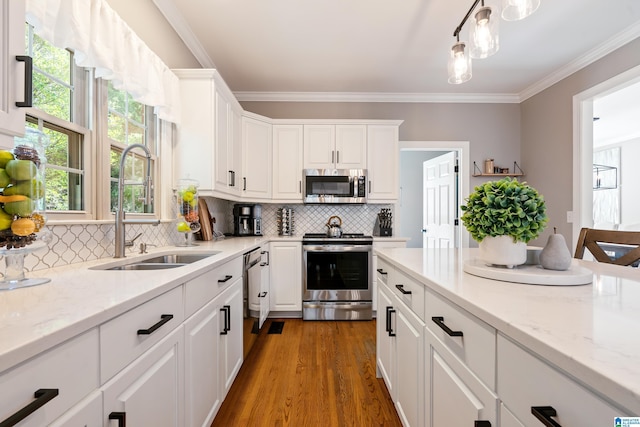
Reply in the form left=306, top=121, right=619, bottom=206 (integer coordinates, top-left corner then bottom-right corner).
left=114, top=144, right=160, bottom=258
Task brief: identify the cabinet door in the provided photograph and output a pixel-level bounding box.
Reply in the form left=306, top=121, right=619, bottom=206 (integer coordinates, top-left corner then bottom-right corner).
left=272, top=125, right=303, bottom=200
left=242, top=116, right=272, bottom=199
left=367, top=125, right=399, bottom=201
left=102, top=326, right=184, bottom=427
left=229, top=104, right=243, bottom=196
left=219, top=280, right=244, bottom=397
left=335, top=125, right=367, bottom=169
left=394, top=305, right=424, bottom=427
left=376, top=286, right=395, bottom=398
left=269, top=241, right=302, bottom=312
left=304, top=125, right=335, bottom=169
left=49, top=391, right=102, bottom=427
left=184, top=298, right=222, bottom=427
left=214, top=89, right=231, bottom=192
left=0, top=0, right=27, bottom=147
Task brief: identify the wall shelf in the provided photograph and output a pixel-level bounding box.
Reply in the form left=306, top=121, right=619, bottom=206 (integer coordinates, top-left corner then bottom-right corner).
left=472, top=161, right=524, bottom=177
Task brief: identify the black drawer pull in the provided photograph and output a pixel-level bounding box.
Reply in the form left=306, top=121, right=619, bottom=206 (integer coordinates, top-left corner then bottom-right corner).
left=376, top=268, right=387, bottom=275
left=531, top=406, right=561, bottom=427
left=395, top=284, right=412, bottom=295
left=258, top=291, right=268, bottom=297
left=218, top=275, right=233, bottom=283
left=220, top=305, right=231, bottom=335
left=109, top=411, right=127, bottom=427
left=431, top=316, right=463, bottom=337
left=15, top=56, right=33, bottom=108
left=0, top=388, right=59, bottom=427
left=475, top=421, right=491, bottom=427
left=386, top=306, right=396, bottom=337
left=137, top=314, right=173, bottom=335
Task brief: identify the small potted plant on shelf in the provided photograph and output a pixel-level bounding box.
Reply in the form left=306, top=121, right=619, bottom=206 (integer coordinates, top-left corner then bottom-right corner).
left=461, top=177, right=548, bottom=268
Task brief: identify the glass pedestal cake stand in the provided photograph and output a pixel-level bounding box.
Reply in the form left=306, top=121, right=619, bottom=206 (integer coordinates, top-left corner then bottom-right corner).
left=0, top=241, right=50, bottom=290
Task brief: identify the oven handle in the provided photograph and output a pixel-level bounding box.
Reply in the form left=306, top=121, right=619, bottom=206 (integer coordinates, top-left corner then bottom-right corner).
left=303, top=245, right=372, bottom=252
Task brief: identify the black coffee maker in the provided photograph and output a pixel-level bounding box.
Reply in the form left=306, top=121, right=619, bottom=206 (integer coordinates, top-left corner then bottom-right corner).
left=233, top=204, right=262, bottom=236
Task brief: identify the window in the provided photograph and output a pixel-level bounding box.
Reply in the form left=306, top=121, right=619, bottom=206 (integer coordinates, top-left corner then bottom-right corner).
left=107, top=81, right=157, bottom=214
left=25, top=24, right=88, bottom=214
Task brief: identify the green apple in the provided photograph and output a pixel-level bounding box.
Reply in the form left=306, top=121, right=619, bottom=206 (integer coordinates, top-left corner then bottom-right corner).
left=0, top=169, right=10, bottom=188
left=3, top=197, right=34, bottom=217
left=0, top=151, right=14, bottom=168
left=3, top=179, right=44, bottom=199
left=0, top=209, right=12, bottom=231
left=5, top=160, right=37, bottom=180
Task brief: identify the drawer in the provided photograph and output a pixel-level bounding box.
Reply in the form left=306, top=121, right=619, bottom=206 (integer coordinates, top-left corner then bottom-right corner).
left=425, top=289, right=496, bottom=389
left=390, top=267, right=425, bottom=321
left=0, top=329, right=99, bottom=427
left=498, top=334, right=627, bottom=426
left=100, top=286, right=184, bottom=383
left=376, top=257, right=392, bottom=287
left=185, top=256, right=243, bottom=317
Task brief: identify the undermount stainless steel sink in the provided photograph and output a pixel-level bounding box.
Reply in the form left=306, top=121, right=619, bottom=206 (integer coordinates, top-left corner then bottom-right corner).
left=90, top=251, right=221, bottom=271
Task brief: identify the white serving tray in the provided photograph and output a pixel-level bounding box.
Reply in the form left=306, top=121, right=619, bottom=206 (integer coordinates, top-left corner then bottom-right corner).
left=463, top=258, right=593, bottom=286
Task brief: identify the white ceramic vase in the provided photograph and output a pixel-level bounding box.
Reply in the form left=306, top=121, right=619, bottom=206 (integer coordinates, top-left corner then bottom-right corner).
left=478, top=235, right=527, bottom=268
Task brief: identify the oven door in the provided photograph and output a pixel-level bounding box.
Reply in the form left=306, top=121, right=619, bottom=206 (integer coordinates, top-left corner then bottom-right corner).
left=303, top=244, right=372, bottom=302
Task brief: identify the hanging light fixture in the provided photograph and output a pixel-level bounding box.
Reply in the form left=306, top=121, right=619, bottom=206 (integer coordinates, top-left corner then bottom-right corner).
left=469, top=5, right=499, bottom=59
left=502, top=0, right=540, bottom=21
left=447, top=0, right=540, bottom=84
left=448, top=41, right=472, bottom=84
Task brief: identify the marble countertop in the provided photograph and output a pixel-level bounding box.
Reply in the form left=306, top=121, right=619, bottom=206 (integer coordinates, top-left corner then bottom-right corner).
left=0, top=237, right=267, bottom=374
left=375, top=247, right=640, bottom=415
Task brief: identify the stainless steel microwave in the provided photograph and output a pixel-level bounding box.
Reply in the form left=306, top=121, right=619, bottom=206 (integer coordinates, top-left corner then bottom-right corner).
left=303, top=169, right=367, bottom=204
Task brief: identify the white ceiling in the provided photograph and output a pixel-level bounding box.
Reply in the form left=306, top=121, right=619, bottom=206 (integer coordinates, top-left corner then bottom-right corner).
left=152, top=0, right=640, bottom=101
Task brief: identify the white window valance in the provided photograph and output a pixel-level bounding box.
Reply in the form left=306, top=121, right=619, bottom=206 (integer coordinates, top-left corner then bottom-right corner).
left=25, top=0, right=181, bottom=124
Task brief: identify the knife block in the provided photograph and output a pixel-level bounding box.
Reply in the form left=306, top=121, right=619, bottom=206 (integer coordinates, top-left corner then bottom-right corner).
left=373, top=216, right=392, bottom=236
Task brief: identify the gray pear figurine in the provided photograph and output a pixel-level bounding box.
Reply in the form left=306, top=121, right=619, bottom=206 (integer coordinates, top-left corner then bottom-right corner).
left=539, top=227, right=572, bottom=271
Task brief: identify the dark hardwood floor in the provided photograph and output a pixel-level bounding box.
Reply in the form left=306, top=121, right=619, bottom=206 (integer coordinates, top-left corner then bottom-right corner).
left=211, top=319, right=402, bottom=427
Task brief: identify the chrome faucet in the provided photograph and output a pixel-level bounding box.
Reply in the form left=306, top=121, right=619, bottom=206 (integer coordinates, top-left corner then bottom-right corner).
left=114, top=144, right=160, bottom=258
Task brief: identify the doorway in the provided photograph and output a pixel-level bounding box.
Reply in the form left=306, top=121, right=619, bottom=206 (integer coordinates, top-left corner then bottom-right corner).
left=573, top=64, right=640, bottom=244
left=397, top=141, right=470, bottom=249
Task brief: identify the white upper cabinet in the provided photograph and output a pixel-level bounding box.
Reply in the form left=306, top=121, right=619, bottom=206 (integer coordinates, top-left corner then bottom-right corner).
left=0, top=0, right=27, bottom=148
left=367, top=125, right=399, bottom=202
left=242, top=114, right=272, bottom=200
left=303, top=124, right=366, bottom=169
left=272, top=124, right=303, bottom=201
left=173, top=69, right=242, bottom=197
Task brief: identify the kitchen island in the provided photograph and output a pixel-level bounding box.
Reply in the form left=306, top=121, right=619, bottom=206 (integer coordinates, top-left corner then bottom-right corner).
left=375, top=247, right=640, bottom=425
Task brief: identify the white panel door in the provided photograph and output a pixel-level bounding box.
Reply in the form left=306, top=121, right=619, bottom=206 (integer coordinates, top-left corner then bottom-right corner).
left=423, top=151, right=457, bottom=249
left=304, top=125, right=335, bottom=169
left=242, top=116, right=272, bottom=199
left=335, top=125, right=367, bottom=169
left=272, top=125, right=303, bottom=200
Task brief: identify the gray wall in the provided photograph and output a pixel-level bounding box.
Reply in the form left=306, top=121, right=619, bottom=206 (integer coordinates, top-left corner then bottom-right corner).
left=399, top=151, right=449, bottom=248
left=521, top=37, right=640, bottom=245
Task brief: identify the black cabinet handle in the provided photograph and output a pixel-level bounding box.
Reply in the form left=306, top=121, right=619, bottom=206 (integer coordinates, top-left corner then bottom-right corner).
left=137, top=314, right=173, bottom=335
left=258, top=292, right=268, bottom=297
left=220, top=305, right=231, bottom=335
left=475, top=421, right=491, bottom=427
left=531, top=406, right=561, bottom=427
left=386, top=306, right=396, bottom=337
left=376, top=268, right=387, bottom=275
left=431, top=316, right=463, bottom=337
left=15, top=56, right=33, bottom=108
left=0, top=388, right=58, bottom=427
left=395, top=284, right=412, bottom=295
left=243, top=177, right=247, bottom=191
left=218, top=275, right=233, bottom=283
left=109, top=411, right=127, bottom=427
left=229, top=170, right=234, bottom=186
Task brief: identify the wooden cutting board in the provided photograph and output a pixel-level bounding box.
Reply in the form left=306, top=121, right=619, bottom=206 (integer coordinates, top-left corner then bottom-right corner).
left=198, top=198, right=213, bottom=241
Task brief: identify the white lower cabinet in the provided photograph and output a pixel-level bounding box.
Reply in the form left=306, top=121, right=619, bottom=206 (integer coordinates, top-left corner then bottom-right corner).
left=218, top=281, right=244, bottom=396
left=497, top=334, right=628, bottom=426
left=425, top=327, right=497, bottom=427
left=102, top=325, right=184, bottom=426
left=49, top=391, right=102, bottom=427
left=269, top=241, right=302, bottom=313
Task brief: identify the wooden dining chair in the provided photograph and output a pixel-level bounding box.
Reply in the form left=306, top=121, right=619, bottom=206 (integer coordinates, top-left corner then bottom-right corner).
left=574, top=227, right=640, bottom=266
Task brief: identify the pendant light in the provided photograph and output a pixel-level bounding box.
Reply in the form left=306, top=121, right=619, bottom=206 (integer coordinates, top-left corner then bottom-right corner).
left=448, top=41, right=472, bottom=84
left=469, top=6, right=499, bottom=59
left=502, top=0, right=540, bottom=21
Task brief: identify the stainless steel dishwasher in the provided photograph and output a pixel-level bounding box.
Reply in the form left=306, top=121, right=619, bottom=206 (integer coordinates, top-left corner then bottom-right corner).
left=243, top=247, right=263, bottom=358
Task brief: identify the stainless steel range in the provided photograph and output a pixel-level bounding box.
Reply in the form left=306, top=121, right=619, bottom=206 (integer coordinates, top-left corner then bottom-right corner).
left=302, top=233, right=373, bottom=320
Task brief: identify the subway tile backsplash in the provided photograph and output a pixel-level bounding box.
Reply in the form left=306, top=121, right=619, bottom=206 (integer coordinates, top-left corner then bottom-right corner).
left=22, top=198, right=392, bottom=272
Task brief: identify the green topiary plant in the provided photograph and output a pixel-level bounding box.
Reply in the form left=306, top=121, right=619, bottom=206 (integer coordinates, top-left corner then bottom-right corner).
left=461, top=177, right=548, bottom=243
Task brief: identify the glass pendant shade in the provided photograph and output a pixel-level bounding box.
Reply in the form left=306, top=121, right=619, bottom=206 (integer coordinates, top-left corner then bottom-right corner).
left=502, top=0, right=540, bottom=21
left=469, top=6, right=499, bottom=59
left=448, top=42, right=472, bottom=84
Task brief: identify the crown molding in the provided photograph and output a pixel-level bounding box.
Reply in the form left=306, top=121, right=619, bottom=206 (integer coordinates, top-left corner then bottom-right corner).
left=234, top=91, right=521, bottom=103
left=519, top=21, right=640, bottom=102
left=152, top=0, right=215, bottom=68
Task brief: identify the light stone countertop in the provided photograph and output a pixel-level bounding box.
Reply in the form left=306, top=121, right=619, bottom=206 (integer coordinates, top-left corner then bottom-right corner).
left=0, top=236, right=267, bottom=374
left=375, top=247, right=640, bottom=415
